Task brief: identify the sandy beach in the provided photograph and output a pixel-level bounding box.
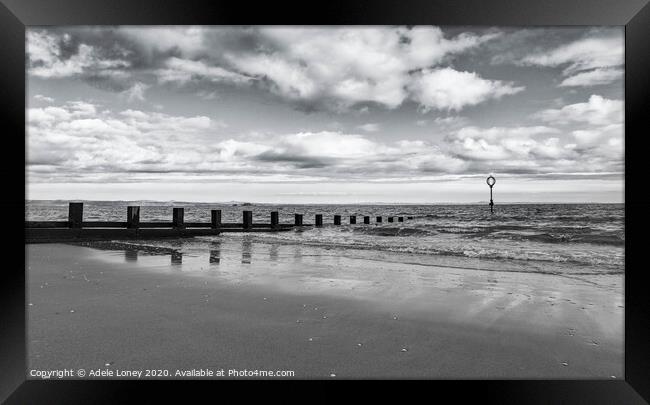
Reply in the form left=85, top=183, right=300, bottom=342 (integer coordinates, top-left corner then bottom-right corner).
left=26, top=240, right=623, bottom=379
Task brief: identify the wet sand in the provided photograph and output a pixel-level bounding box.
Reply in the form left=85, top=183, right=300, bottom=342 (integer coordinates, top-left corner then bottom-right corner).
left=27, top=241, right=624, bottom=379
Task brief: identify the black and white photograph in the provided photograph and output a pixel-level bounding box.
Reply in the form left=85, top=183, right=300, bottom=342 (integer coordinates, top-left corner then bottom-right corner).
left=24, top=25, right=625, bottom=379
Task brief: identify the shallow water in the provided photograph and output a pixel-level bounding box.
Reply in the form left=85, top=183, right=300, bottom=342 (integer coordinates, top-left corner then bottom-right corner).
left=27, top=201, right=624, bottom=275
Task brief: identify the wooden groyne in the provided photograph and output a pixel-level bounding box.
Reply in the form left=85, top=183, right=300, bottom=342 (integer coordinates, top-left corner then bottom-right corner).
left=25, top=203, right=415, bottom=243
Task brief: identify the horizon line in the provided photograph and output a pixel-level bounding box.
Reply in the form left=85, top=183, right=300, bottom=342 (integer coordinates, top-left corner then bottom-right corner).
left=25, top=199, right=625, bottom=205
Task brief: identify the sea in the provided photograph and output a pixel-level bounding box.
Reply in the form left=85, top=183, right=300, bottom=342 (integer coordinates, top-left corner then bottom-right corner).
left=26, top=201, right=624, bottom=276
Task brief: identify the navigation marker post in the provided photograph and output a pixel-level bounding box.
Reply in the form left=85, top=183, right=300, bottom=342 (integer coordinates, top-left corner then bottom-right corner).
left=486, top=175, right=496, bottom=214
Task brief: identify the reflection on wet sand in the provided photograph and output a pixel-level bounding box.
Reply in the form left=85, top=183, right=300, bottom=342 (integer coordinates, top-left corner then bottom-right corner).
left=293, top=245, right=302, bottom=263
left=124, top=249, right=138, bottom=262
left=209, top=241, right=221, bottom=264
left=269, top=244, right=279, bottom=262
left=210, top=249, right=221, bottom=264
left=171, top=252, right=183, bottom=265
left=242, top=239, right=252, bottom=264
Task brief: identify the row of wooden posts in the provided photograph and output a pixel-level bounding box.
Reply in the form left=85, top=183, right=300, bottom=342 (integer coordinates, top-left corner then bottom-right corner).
left=26, top=202, right=415, bottom=230
left=300, top=213, right=411, bottom=226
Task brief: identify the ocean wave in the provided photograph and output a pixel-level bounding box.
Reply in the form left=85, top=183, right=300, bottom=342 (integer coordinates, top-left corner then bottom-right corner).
left=351, top=227, right=431, bottom=237
left=348, top=224, right=624, bottom=246
left=479, top=231, right=625, bottom=246
left=239, top=229, right=624, bottom=271
left=421, top=213, right=623, bottom=225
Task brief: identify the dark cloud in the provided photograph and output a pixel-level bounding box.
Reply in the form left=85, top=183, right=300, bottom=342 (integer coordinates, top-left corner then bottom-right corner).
left=254, top=150, right=330, bottom=168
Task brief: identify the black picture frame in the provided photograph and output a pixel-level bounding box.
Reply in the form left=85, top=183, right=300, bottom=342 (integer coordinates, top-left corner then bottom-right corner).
left=2, top=0, right=649, bottom=402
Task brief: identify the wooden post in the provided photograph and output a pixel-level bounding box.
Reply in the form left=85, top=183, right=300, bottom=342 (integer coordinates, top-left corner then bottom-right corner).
left=334, top=215, right=341, bottom=225
left=350, top=215, right=356, bottom=224
left=294, top=214, right=303, bottom=226
left=271, top=211, right=279, bottom=229
left=172, top=208, right=185, bottom=229
left=243, top=211, right=253, bottom=229
left=315, top=214, right=323, bottom=227
left=398, top=217, right=404, bottom=222
left=388, top=217, right=394, bottom=223
left=376, top=216, right=382, bottom=223
left=127, top=206, right=140, bottom=229
left=68, top=202, right=83, bottom=229
left=211, top=210, right=222, bottom=229
left=364, top=216, right=370, bottom=224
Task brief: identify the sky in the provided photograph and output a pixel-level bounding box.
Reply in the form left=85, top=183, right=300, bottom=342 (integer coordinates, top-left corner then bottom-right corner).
left=25, top=26, right=624, bottom=203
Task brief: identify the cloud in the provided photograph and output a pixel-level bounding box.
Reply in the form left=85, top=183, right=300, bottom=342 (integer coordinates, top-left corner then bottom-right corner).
left=276, top=132, right=381, bottom=160
left=27, top=27, right=518, bottom=112
left=357, top=123, right=380, bottom=132
left=28, top=101, right=97, bottom=125
left=446, top=126, right=564, bottom=161
left=533, top=95, right=623, bottom=126
left=521, top=34, right=623, bottom=74
left=434, top=116, right=465, bottom=125
left=442, top=123, right=621, bottom=175
left=26, top=102, right=469, bottom=182
left=437, top=95, right=623, bottom=175
left=211, top=139, right=270, bottom=160
left=196, top=90, right=218, bottom=100
left=26, top=98, right=623, bottom=183
left=117, top=26, right=208, bottom=57
left=34, top=94, right=55, bottom=103
left=531, top=96, right=623, bottom=172
left=558, top=68, right=623, bottom=87
left=453, top=125, right=560, bottom=141
left=224, top=27, right=506, bottom=110
left=255, top=151, right=330, bottom=169
left=225, top=53, right=319, bottom=100
left=27, top=102, right=222, bottom=180
left=66, top=100, right=98, bottom=116
left=122, top=82, right=149, bottom=102
left=520, top=31, right=623, bottom=87
left=155, top=57, right=252, bottom=85
left=27, top=30, right=130, bottom=79
left=118, top=109, right=217, bottom=132
left=409, top=68, right=524, bottom=112
left=25, top=27, right=625, bottom=193
left=571, top=123, right=623, bottom=150
left=259, top=132, right=468, bottom=175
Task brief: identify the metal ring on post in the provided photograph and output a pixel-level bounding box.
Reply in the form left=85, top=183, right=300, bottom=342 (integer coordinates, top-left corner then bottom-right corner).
left=486, top=175, right=496, bottom=187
